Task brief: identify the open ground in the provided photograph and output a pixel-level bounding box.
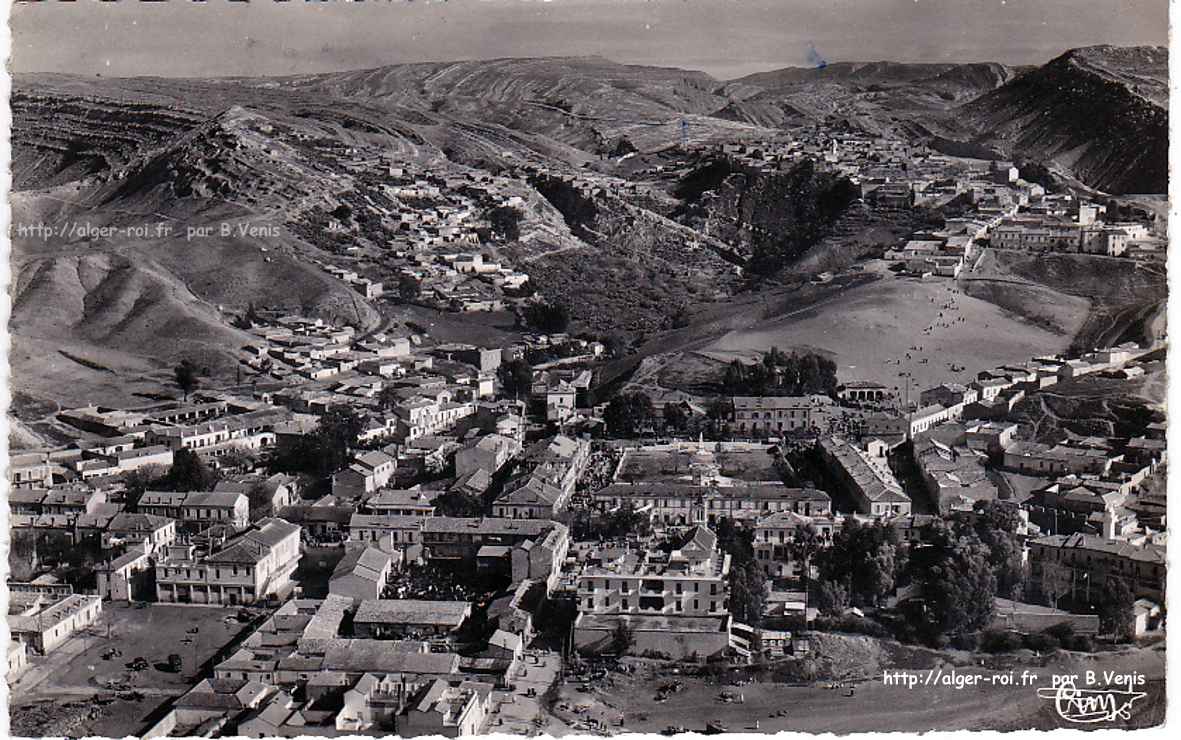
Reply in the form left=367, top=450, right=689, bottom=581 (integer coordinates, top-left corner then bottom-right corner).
left=558, top=640, right=1166, bottom=734
left=9, top=603, right=259, bottom=737
left=702, top=260, right=1074, bottom=392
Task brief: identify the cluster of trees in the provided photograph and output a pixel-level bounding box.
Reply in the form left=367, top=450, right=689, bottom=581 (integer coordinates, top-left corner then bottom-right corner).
left=271, top=405, right=364, bottom=478
left=814, top=520, right=903, bottom=613
left=569, top=507, right=652, bottom=541
left=496, top=358, right=534, bottom=399
left=484, top=205, right=523, bottom=242
left=811, top=502, right=1029, bottom=643
left=522, top=300, right=571, bottom=334
left=398, top=274, right=422, bottom=302
left=432, top=490, right=486, bottom=518
left=714, top=517, right=769, bottom=627
left=721, top=348, right=839, bottom=397
left=906, top=525, right=998, bottom=641
left=603, top=392, right=656, bottom=437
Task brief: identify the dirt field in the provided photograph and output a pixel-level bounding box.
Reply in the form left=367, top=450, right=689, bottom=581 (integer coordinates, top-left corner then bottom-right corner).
left=567, top=640, right=1166, bottom=734
left=703, top=261, right=1072, bottom=391
left=12, top=603, right=255, bottom=697
left=385, top=304, right=524, bottom=347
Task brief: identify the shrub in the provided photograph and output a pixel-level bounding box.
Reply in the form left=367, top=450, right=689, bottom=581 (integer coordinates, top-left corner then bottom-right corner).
left=1044, top=622, right=1076, bottom=644
left=812, top=614, right=890, bottom=638
left=980, top=629, right=1023, bottom=653
left=1068, top=634, right=1095, bottom=653
left=1022, top=632, right=1060, bottom=653
left=950, top=632, right=979, bottom=651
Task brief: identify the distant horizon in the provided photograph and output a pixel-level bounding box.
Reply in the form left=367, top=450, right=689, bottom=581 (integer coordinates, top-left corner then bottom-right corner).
left=10, top=43, right=1163, bottom=85
left=10, top=0, right=1168, bottom=80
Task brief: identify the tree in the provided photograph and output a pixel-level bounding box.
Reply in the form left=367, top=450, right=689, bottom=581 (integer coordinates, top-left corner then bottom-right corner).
left=523, top=301, right=570, bottom=334
left=246, top=482, right=276, bottom=520
left=1095, top=580, right=1136, bottom=641
left=910, top=526, right=997, bottom=638
left=219, top=448, right=256, bottom=473
left=174, top=360, right=200, bottom=401
left=729, top=561, right=770, bottom=626
left=663, top=402, right=689, bottom=433
left=485, top=205, right=523, bottom=242
left=610, top=620, right=636, bottom=655
left=603, top=392, right=654, bottom=437
left=816, top=519, right=900, bottom=608
left=123, top=464, right=168, bottom=508
left=497, top=359, right=533, bottom=400
left=163, top=449, right=221, bottom=493
left=432, top=490, right=486, bottom=518
left=965, top=501, right=1026, bottom=600
left=316, top=405, right=364, bottom=476
left=398, top=274, right=422, bottom=302
left=815, top=578, right=851, bottom=616
left=791, top=523, right=825, bottom=616
left=377, top=386, right=401, bottom=411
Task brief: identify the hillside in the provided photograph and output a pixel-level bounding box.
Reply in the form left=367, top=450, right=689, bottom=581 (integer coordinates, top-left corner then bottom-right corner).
left=960, top=45, right=1167, bottom=194
left=6, top=49, right=1167, bottom=407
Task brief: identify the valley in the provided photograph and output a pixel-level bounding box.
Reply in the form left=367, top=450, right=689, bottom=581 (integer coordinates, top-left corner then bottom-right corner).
left=6, top=47, right=1169, bottom=420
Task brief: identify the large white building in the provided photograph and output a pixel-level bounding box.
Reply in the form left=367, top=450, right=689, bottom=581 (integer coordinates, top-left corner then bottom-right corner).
left=156, top=518, right=302, bottom=605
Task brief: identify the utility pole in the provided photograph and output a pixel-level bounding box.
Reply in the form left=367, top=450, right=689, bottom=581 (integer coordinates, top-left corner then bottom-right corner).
left=898, top=371, right=913, bottom=440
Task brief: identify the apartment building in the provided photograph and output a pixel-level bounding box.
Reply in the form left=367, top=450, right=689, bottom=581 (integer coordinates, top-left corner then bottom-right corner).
left=731, top=395, right=830, bottom=436
left=139, top=490, right=250, bottom=531
left=817, top=436, right=912, bottom=516
left=576, top=526, right=731, bottom=618
left=156, top=517, right=302, bottom=605
left=1029, top=532, right=1166, bottom=605
left=593, top=483, right=832, bottom=526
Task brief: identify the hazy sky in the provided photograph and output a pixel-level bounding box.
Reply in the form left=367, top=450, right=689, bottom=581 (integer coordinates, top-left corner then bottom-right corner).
left=10, top=0, right=1170, bottom=80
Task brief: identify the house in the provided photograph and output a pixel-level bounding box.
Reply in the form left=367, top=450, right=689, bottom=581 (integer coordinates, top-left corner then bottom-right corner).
left=155, top=517, right=302, bottom=605
left=364, top=489, right=436, bottom=517
left=593, top=483, right=831, bottom=526
left=1003, top=441, right=1121, bottom=477
left=96, top=546, right=153, bottom=602
left=8, top=592, right=104, bottom=654
left=753, top=511, right=838, bottom=580
left=454, top=433, right=519, bottom=478
left=102, top=512, right=178, bottom=553
left=492, top=476, right=565, bottom=519
left=919, top=384, right=978, bottom=419
left=215, top=474, right=298, bottom=516
left=573, top=526, right=732, bottom=658
left=332, top=451, right=397, bottom=499
left=275, top=505, right=355, bottom=539
left=8, top=452, right=52, bottom=490
left=399, top=679, right=493, bottom=738
left=329, top=546, right=396, bottom=602
left=837, top=381, right=890, bottom=404
left=964, top=422, right=1018, bottom=455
